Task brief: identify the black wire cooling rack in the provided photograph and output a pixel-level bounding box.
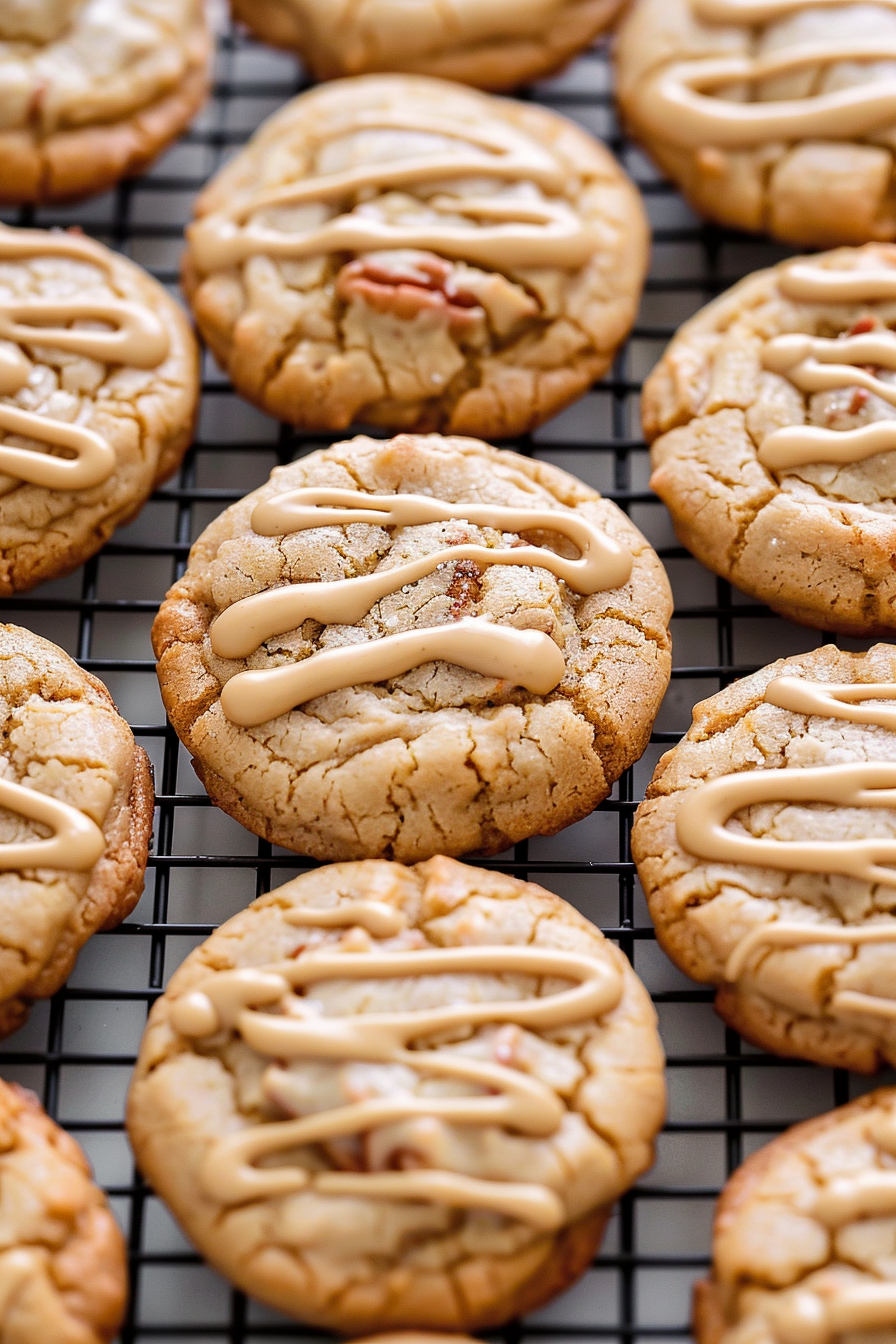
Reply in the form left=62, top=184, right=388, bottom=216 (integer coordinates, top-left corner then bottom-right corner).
left=0, top=11, right=885, bottom=1342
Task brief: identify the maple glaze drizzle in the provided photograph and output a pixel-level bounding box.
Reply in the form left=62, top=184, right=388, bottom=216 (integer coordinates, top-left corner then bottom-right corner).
left=762, top=1111, right=896, bottom=1343
left=695, top=0, right=896, bottom=21
left=0, top=227, right=169, bottom=491
left=677, top=759, right=896, bottom=885
left=678, top=675, right=896, bottom=1026
left=767, top=1282, right=896, bottom=1344
left=0, top=777, right=105, bottom=872
left=756, top=265, right=896, bottom=472
left=168, top=901, right=623, bottom=1224
left=213, top=488, right=631, bottom=727
left=188, top=110, right=598, bottom=275
left=681, top=663, right=896, bottom=1343
left=637, top=9, right=896, bottom=151
left=678, top=674, right=896, bottom=886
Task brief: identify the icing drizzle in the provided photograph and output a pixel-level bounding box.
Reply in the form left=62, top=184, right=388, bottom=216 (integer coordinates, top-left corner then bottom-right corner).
left=637, top=36, right=896, bottom=151
left=678, top=664, right=896, bottom=1337
left=758, top=264, right=896, bottom=473
left=696, top=0, right=896, bottom=19
left=213, top=487, right=631, bottom=727
left=0, top=227, right=169, bottom=491
left=757, top=1112, right=896, bottom=1344
left=168, top=900, right=623, bottom=1225
left=0, top=777, right=105, bottom=872
left=188, top=111, right=598, bottom=275
left=676, top=675, right=896, bottom=1023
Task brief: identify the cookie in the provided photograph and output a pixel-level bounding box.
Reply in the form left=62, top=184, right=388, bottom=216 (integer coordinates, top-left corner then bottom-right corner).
left=643, top=245, right=896, bottom=636
left=0, top=0, right=211, bottom=204
left=230, top=0, right=625, bottom=92
left=352, top=1337, right=480, bottom=1344
left=182, top=74, right=648, bottom=438
left=0, top=1079, right=127, bottom=1343
left=615, top=0, right=896, bottom=247
left=0, top=624, right=153, bottom=1038
left=0, top=224, right=199, bottom=594
left=126, top=856, right=666, bottom=1332
left=694, top=1089, right=896, bottom=1344
left=632, top=642, right=896, bottom=1073
left=152, top=432, right=672, bottom=863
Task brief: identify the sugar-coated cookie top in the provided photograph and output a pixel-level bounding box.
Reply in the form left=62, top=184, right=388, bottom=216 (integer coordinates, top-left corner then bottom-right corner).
left=698, top=1090, right=896, bottom=1344
left=127, top=857, right=665, bottom=1330
left=0, top=0, right=206, bottom=133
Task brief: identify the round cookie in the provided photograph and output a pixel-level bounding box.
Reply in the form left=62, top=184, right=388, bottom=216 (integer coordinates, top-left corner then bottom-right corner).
left=0, top=0, right=211, bottom=204
left=632, top=642, right=896, bottom=1073
left=694, top=1089, right=896, bottom=1344
left=126, top=856, right=666, bottom=1333
left=615, top=0, right=896, bottom=247
left=643, top=244, right=896, bottom=636
left=0, top=1079, right=127, bottom=1343
left=353, top=1337, right=481, bottom=1344
left=230, top=0, right=625, bottom=92
left=152, top=432, right=672, bottom=863
left=0, top=624, right=153, bottom=1038
left=0, top=223, right=199, bottom=594
left=182, top=74, right=648, bottom=438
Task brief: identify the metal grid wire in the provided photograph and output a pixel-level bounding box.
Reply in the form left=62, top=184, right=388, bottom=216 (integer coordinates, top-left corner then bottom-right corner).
left=0, top=9, right=884, bottom=1341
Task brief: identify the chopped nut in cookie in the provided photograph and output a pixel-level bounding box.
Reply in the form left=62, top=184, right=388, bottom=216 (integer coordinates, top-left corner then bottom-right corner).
left=127, top=856, right=666, bottom=1333
left=644, top=244, right=896, bottom=636
left=184, top=75, right=647, bottom=438
left=0, top=0, right=211, bottom=203
left=153, top=432, right=671, bottom=863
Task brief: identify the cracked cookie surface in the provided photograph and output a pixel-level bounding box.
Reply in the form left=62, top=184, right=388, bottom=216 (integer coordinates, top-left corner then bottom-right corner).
left=0, top=224, right=199, bottom=594
left=633, top=643, right=896, bottom=1072
left=0, top=624, right=153, bottom=1038
left=182, top=74, right=648, bottom=439
left=0, top=0, right=211, bottom=203
left=0, top=1078, right=127, bottom=1343
left=694, top=1089, right=896, bottom=1344
left=152, top=432, right=672, bottom=863
left=615, top=0, right=896, bottom=247
left=230, top=0, right=625, bottom=91
left=643, top=244, right=896, bottom=636
left=126, top=856, right=666, bottom=1332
